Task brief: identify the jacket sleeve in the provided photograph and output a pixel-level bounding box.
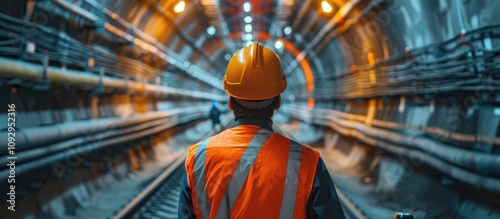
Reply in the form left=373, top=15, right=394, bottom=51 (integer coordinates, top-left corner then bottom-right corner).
left=306, top=158, right=346, bottom=219
left=178, top=170, right=196, bottom=219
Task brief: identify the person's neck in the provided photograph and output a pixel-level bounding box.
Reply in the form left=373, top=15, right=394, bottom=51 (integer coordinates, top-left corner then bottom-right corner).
left=233, top=117, right=274, bottom=132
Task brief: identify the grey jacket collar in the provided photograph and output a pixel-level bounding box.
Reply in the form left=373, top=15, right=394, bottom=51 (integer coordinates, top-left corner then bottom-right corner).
left=233, top=117, right=274, bottom=132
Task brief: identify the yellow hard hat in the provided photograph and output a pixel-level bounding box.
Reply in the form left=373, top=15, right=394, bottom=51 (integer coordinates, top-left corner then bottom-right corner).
left=223, top=41, right=287, bottom=100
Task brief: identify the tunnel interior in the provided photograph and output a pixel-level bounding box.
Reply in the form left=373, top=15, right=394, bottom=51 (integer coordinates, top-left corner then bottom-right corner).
left=0, top=0, right=499, bottom=218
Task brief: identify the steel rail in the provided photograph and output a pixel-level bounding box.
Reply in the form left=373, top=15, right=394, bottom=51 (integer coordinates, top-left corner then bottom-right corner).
left=112, top=151, right=187, bottom=219
left=336, top=188, right=368, bottom=219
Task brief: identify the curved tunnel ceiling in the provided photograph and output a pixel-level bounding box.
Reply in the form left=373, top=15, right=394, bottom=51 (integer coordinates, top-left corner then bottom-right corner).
left=0, top=0, right=497, bottom=105
left=81, top=0, right=499, bottom=104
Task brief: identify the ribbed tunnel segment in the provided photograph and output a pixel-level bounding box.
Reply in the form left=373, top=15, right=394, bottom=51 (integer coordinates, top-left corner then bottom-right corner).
left=1, top=0, right=499, bottom=218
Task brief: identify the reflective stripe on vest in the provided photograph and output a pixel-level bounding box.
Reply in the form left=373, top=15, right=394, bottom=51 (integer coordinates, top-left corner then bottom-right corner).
left=186, top=125, right=319, bottom=219
left=193, top=138, right=211, bottom=219
left=215, top=129, right=270, bottom=218
left=279, top=141, right=302, bottom=219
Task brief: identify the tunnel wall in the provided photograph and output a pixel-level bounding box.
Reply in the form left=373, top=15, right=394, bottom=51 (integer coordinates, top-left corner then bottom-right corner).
left=283, top=1, right=500, bottom=217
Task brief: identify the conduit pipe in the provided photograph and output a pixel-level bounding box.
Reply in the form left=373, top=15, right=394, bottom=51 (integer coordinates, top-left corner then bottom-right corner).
left=0, top=57, right=225, bottom=101
left=51, top=0, right=224, bottom=89
left=0, top=106, right=223, bottom=151
left=285, top=109, right=500, bottom=173
left=0, top=111, right=232, bottom=179
left=0, top=118, right=182, bottom=179
left=3, top=109, right=225, bottom=163
left=285, top=107, right=500, bottom=192
left=52, top=0, right=101, bottom=22
left=314, top=108, right=500, bottom=145
left=12, top=117, right=172, bottom=163
left=331, top=123, right=500, bottom=193
left=285, top=107, right=500, bottom=174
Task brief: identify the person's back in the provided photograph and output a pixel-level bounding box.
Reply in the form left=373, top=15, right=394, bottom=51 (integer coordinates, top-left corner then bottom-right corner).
left=184, top=125, right=320, bottom=218
left=179, top=42, right=345, bottom=219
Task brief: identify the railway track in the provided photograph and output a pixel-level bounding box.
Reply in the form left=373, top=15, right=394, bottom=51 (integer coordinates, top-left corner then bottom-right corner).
left=113, top=155, right=186, bottom=219
left=135, top=167, right=186, bottom=218
left=113, top=118, right=233, bottom=219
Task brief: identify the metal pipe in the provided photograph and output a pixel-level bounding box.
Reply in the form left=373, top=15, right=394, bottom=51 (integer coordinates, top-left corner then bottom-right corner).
left=0, top=120, right=175, bottom=179
left=0, top=111, right=234, bottom=179
left=52, top=0, right=224, bottom=90
left=314, top=108, right=500, bottom=145
left=52, top=0, right=101, bottom=23
left=106, top=2, right=224, bottom=89
left=0, top=110, right=232, bottom=181
left=286, top=107, right=500, bottom=174
left=8, top=113, right=207, bottom=163
left=284, top=107, right=500, bottom=192
left=348, top=127, right=500, bottom=193
left=286, top=0, right=314, bottom=41
left=0, top=57, right=225, bottom=101
left=0, top=106, right=208, bottom=152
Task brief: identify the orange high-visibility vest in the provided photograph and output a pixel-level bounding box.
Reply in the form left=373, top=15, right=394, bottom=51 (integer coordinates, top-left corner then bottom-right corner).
left=185, top=125, right=320, bottom=219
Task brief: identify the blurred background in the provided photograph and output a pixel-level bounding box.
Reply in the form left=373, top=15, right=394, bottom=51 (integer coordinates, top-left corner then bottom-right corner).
left=0, top=0, right=499, bottom=218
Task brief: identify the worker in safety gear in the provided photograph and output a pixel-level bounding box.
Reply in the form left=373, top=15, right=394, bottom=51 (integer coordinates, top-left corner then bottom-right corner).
left=210, top=100, right=222, bottom=131
left=178, top=42, right=346, bottom=219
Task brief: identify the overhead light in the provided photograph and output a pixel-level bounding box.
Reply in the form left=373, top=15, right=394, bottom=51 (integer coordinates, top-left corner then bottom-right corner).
left=245, top=41, right=253, bottom=46
left=245, top=24, right=252, bottom=32
left=133, top=38, right=142, bottom=46
left=284, top=26, right=292, bottom=35
left=224, top=53, right=232, bottom=61
left=245, top=33, right=253, bottom=41
left=244, top=16, right=253, bottom=23
left=207, top=26, right=216, bottom=35
left=274, top=40, right=283, bottom=49
left=321, top=0, right=333, bottom=13
left=174, top=1, right=185, bottom=13
left=243, top=2, right=251, bottom=12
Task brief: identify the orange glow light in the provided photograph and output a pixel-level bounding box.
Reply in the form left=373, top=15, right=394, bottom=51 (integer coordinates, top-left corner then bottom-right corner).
left=174, top=1, right=185, bottom=13
left=283, top=39, right=314, bottom=93
left=367, top=52, right=375, bottom=65
left=350, top=65, right=357, bottom=74
left=133, top=38, right=141, bottom=45
left=308, top=97, right=315, bottom=109
left=322, top=1, right=333, bottom=13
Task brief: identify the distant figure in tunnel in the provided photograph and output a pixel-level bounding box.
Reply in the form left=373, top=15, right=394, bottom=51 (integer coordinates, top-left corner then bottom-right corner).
left=179, top=42, right=346, bottom=219
left=210, top=100, right=221, bottom=131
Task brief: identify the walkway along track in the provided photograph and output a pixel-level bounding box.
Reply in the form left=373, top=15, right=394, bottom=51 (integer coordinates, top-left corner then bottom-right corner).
left=273, top=121, right=369, bottom=219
